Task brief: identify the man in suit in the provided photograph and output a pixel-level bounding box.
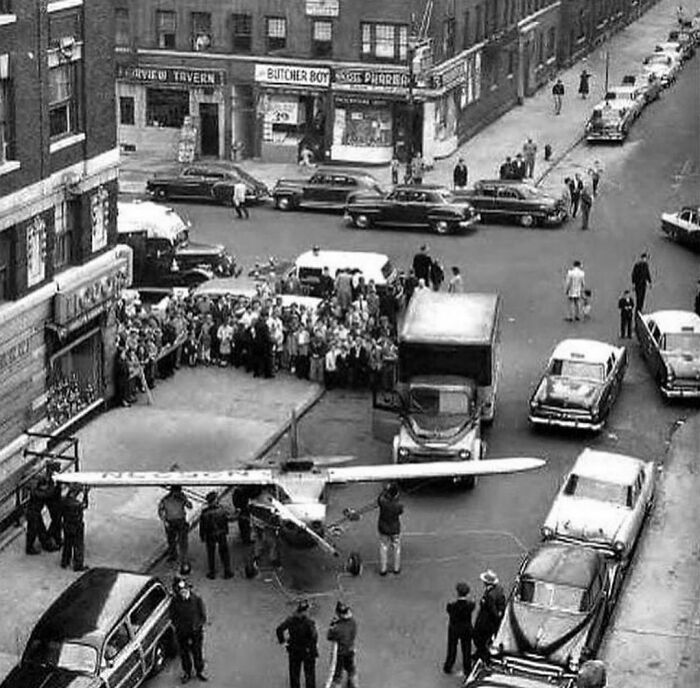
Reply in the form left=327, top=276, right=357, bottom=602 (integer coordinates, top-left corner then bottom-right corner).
left=631, top=253, right=652, bottom=312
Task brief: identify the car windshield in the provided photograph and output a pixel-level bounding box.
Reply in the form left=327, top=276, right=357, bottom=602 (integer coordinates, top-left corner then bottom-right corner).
left=663, top=332, right=700, bottom=352
left=520, top=579, right=587, bottom=613
left=24, top=639, right=98, bottom=675
left=409, top=388, right=471, bottom=416
left=549, top=359, right=604, bottom=382
left=564, top=474, right=630, bottom=507
left=646, top=54, right=670, bottom=65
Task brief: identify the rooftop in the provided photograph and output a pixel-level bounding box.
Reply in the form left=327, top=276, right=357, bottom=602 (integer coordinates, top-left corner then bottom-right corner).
left=523, top=542, right=603, bottom=589
left=551, top=338, right=617, bottom=363
left=644, top=310, right=700, bottom=333
left=573, top=448, right=648, bottom=486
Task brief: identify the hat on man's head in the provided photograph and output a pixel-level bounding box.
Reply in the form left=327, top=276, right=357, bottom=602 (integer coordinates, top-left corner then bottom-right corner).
left=480, top=569, right=499, bottom=586
left=296, top=599, right=310, bottom=613
left=206, top=491, right=218, bottom=504
left=335, top=601, right=350, bottom=617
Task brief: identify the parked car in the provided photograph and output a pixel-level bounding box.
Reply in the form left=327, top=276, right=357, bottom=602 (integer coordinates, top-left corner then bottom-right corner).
left=642, top=52, right=681, bottom=86
left=146, top=163, right=269, bottom=205
left=621, top=73, right=662, bottom=104
left=541, top=448, right=655, bottom=561
left=654, top=40, right=692, bottom=62
left=344, top=185, right=479, bottom=234
left=528, top=339, right=627, bottom=432
left=455, top=180, right=567, bottom=227
left=0, top=568, right=174, bottom=688
left=668, top=27, right=698, bottom=55
left=635, top=309, right=700, bottom=398
left=465, top=659, right=576, bottom=687
left=604, top=84, right=645, bottom=119
left=585, top=101, right=634, bottom=142
left=492, top=542, right=622, bottom=673
left=661, top=204, right=700, bottom=249
left=272, top=168, right=384, bottom=212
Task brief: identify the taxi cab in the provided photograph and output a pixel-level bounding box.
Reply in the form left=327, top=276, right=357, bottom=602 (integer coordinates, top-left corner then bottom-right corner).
left=0, top=568, right=173, bottom=688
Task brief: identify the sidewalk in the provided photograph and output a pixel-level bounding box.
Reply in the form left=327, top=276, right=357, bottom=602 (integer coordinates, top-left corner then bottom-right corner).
left=118, top=0, right=687, bottom=197
left=601, top=413, right=700, bottom=687
left=0, top=367, right=322, bottom=675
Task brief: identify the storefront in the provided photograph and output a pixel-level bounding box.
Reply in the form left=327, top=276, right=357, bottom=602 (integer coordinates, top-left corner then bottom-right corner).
left=116, top=64, right=227, bottom=158
left=254, top=63, right=330, bottom=163
left=330, top=67, right=424, bottom=165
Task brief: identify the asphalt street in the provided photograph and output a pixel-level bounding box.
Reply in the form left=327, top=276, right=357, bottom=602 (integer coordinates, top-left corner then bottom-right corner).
left=139, top=58, right=700, bottom=687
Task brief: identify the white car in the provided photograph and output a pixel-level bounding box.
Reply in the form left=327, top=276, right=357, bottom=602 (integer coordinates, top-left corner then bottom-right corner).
left=541, top=448, right=655, bottom=560
left=655, top=40, right=691, bottom=62
left=661, top=205, right=700, bottom=249
left=642, top=52, right=681, bottom=86
left=604, top=85, right=645, bottom=119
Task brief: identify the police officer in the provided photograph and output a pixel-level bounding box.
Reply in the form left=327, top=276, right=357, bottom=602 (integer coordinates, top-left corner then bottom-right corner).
left=169, top=578, right=208, bottom=683
left=276, top=599, right=318, bottom=688
left=377, top=482, right=403, bottom=576
left=44, top=462, right=63, bottom=548
left=199, top=492, right=233, bottom=580
left=327, top=602, right=358, bottom=688
left=472, top=569, right=506, bottom=663
left=443, top=581, right=475, bottom=676
left=61, top=485, right=88, bottom=571
left=25, top=475, right=52, bottom=555
left=158, top=485, right=192, bottom=575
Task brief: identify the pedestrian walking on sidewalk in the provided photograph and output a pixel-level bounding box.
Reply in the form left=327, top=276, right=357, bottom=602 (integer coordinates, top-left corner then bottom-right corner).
left=430, top=259, right=445, bottom=292
left=403, top=160, right=413, bottom=184
left=580, top=184, right=593, bottom=230
left=453, top=158, right=469, bottom=190
left=411, top=152, right=425, bottom=185
left=618, top=290, right=635, bottom=338
left=327, top=602, right=358, bottom=688
left=233, top=180, right=249, bottom=219
left=276, top=599, right=318, bottom=688
left=472, top=570, right=506, bottom=664
left=412, top=244, right=433, bottom=286
left=390, top=155, right=400, bottom=185
left=631, top=253, right=652, bottom=312
left=590, top=161, right=603, bottom=196
left=512, top=153, right=527, bottom=181
left=377, top=482, right=403, bottom=575
left=170, top=578, right=209, bottom=683
left=199, top=492, right=233, bottom=580
left=443, top=581, right=475, bottom=676
left=565, top=260, right=586, bottom=322
left=448, top=266, right=463, bottom=293
left=523, top=138, right=538, bottom=178
left=60, top=486, right=88, bottom=571
left=499, top=157, right=512, bottom=180
left=570, top=174, right=583, bottom=218
left=552, top=79, right=565, bottom=115
left=578, top=69, right=592, bottom=99
left=561, top=177, right=572, bottom=214
left=158, top=485, right=193, bottom=575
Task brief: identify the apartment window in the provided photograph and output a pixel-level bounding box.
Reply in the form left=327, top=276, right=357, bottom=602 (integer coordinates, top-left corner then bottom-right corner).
left=49, top=63, right=81, bottom=139
left=0, top=231, right=12, bottom=301
left=312, top=20, right=333, bottom=58
left=463, top=11, right=470, bottom=49
left=266, top=17, right=287, bottom=52
left=191, top=12, right=211, bottom=51
left=546, top=27, right=556, bottom=57
left=232, top=13, right=252, bottom=52
left=156, top=10, right=176, bottom=49
left=49, top=9, right=83, bottom=49
left=115, top=8, right=130, bottom=48
left=26, top=215, right=47, bottom=288
left=53, top=201, right=75, bottom=271
left=360, top=23, right=408, bottom=61
left=442, top=18, right=455, bottom=58
left=119, top=96, right=134, bottom=125
left=0, top=76, right=14, bottom=163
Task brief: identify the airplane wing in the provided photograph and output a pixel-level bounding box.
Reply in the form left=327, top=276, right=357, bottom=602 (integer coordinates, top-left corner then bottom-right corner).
left=54, top=468, right=278, bottom=487
left=324, top=458, right=545, bottom=484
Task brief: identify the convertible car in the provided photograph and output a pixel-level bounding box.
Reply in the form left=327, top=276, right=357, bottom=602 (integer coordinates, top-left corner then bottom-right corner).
left=661, top=205, right=700, bottom=249
left=344, top=185, right=479, bottom=234
left=146, top=163, right=269, bottom=205
left=492, top=542, right=621, bottom=674
left=541, top=448, right=655, bottom=561
left=528, top=339, right=627, bottom=432
left=635, top=309, right=700, bottom=398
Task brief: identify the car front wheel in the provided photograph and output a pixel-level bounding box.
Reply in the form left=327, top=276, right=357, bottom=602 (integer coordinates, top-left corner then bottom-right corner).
left=353, top=213, right=372, bottom=229
left=520, top=214, right=534, bottom=227
left=154, top=187, right=168, bottom=201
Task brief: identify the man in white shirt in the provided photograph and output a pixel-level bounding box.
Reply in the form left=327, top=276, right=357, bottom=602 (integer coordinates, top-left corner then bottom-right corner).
left=233, top=180, right=249, bottom=219
left=564, top=260, right=586, bottom=321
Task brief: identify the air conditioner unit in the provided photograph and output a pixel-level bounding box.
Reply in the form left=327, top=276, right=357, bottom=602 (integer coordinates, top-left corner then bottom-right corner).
left=58, top=36, right=76, bottom=59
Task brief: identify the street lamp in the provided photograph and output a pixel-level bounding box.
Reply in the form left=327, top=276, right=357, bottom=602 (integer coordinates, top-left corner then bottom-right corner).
left=406, top=33, right=420, bottom=164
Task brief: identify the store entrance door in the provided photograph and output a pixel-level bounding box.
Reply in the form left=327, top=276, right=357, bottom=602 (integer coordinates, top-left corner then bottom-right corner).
left=199, top=103, right=219, bottom=156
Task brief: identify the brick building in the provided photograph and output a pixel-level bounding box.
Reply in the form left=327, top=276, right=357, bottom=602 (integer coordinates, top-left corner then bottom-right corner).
left=0, top=0, right=131, bottom=493
left=113, top=0, right=563, bottom=165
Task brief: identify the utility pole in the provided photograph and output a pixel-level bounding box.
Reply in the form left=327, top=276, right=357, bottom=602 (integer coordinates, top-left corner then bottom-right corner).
left=407, top=39, right=416, bottom=164
left=604, top=49, right=610, bottom=94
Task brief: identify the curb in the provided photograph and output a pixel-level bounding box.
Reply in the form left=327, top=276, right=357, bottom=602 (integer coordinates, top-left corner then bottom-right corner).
left=534, top=132, right=587, bottom=187
left=139, top=382, right=327, bottom=574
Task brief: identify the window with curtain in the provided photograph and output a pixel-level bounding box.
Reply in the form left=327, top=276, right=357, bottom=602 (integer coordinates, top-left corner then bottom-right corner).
left=360, top=23, right=408, bottom=61
left=49, top=63, right=80, bottom=138
left=53, top=201, right=76, bottom=271
left=156, top=10, right=176, bottom=49
left=312, top=20, right=333, bottom=57
left=267, top=17, right=287, bottom=51
left=0, top=77, right=14, bottom=163
left=232, top=13, right=252, bottom=52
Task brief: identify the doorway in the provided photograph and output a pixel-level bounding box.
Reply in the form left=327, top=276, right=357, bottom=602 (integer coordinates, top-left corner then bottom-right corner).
left=199, top=103, right=219, bottom=156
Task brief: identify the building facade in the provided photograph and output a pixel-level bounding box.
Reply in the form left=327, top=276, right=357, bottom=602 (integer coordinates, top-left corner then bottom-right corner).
left=0, top=0, right=131, bottom=491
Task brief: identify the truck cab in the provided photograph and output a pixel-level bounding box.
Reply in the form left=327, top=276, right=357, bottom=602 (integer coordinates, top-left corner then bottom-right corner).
left=373, top=292, right=501, bottom=486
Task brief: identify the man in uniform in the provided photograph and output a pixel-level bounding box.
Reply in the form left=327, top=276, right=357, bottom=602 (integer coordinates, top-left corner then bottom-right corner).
left=169, top=578, right=208, bottom=683
left=44, top=462, right=64, bottom=549
left=276, top=599, right=318, bottom=688
left=377, top=482, right=403, bottom=576
left=327, top=602, right=358, bottom=688
left=61, top=485, right=88, bottom=571
left=25, top=474, right=53, bottom=554
left=473, top=569, right=506, bottom=663
left=158, top=485, right=193, bottom=575
left=443, top=581, right=475, bottom=676
left=199, top=492, right=233, bottom=580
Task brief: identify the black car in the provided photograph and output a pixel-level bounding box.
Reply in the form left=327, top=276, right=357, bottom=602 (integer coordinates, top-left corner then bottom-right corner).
left=272, top=168, right=383, bottom=212
left=146, top=163, right=269, bottom=205
left=1, top=568, right=174, bottom=688
left=456, top=180, right=567, bottom=227
left=344, top=185, right=479, bottom=235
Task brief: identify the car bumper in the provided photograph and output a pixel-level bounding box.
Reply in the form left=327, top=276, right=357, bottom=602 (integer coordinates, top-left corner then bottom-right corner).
left=529, top=412, right=604, bottom=432
left=543, top=210, right=567, bottom=225
left=586, top=131, right=626, bottom=141
left=661, top=384, right=700, bottom=398
left=458, top=215, right=480, bottom=228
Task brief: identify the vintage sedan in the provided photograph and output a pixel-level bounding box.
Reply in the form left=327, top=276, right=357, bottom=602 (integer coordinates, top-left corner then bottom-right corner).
left=604, top=84, right=645, bottom=119
left=654, top=40, right=693, bottom=62
left=642, top=52, right=681, bottom=86
left=635, top=309, right=700, bottom=398
left=661, top=205, right=700, bottom=249
left=585, top=101, right=634, bottom=142
left=541, top=448, right=655, bottom=561
left=344, top=185, right=479, bottom=234
left=0, top=568, right=174, bottom=688
left=492, top=542, right=621, bottom=674
left=146, top=163, right=269, bottom=205
left=621, top=73, right=662, bottom=104
left=456, top=180, right=567, bottom=227
left=272, top=168, right=383, bottom=211
left=528, top=339, right=627, bottom=432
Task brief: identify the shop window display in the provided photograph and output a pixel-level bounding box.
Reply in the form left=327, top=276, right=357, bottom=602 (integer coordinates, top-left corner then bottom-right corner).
left=336, top=105, right=392, bottom=148
left=146, top=88, right=189, bottom=128
left=46, top=374, right=99, bottom=431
